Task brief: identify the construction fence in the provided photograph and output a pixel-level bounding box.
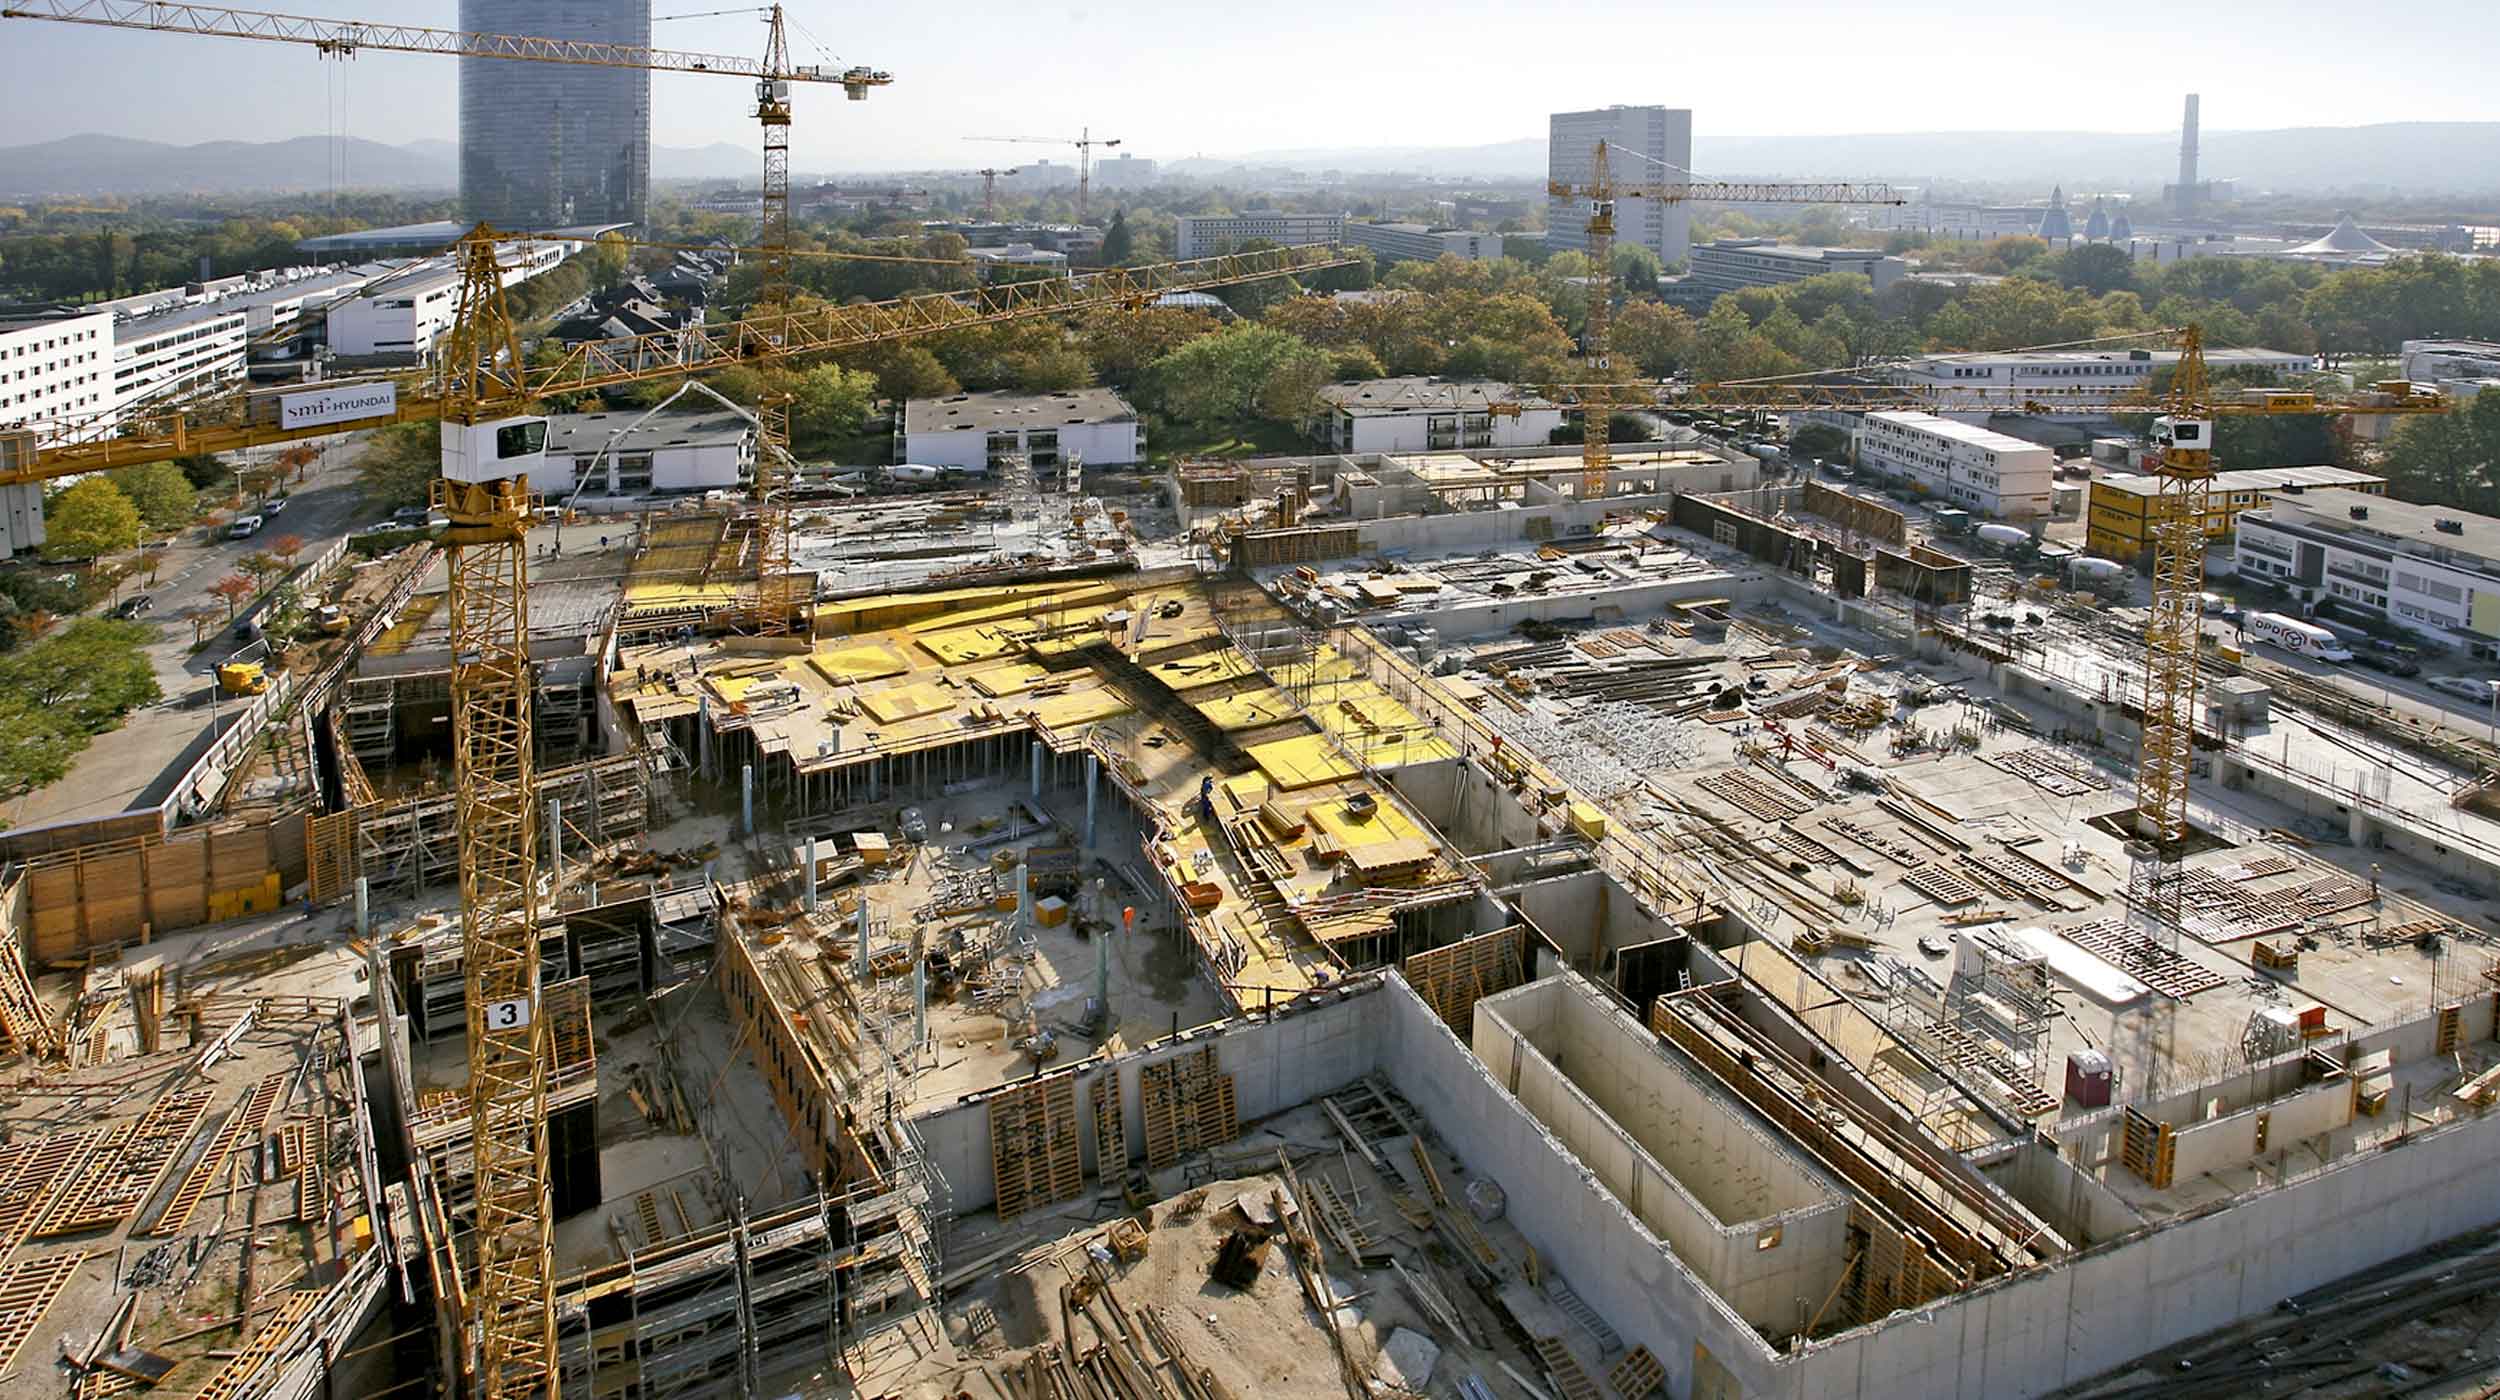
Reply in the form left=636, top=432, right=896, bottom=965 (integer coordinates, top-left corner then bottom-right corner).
left=17, top=810, right=306, bottom=963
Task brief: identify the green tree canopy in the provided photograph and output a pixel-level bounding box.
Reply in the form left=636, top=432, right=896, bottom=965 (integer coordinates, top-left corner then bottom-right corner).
left=786, top=363, right=882, bottom=450
left=106, top=460, right=199, bottom=531
left=1145, top=323, right=1331, bottom=427
left=43, top=478, right=142, bottom=560
left=354, top=421, right=442, bottom=511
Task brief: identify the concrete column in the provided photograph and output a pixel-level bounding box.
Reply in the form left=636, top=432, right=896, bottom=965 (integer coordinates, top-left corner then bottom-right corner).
left=857, top=893, right=871, bottom=965
left=2348, top=804, right=2372, bottom=847
left=353, top=877, right=368, bottom=940
left=1094, top=921, right=1111, bottom=1022
left=1084, top=752, right=1100, bottom=846
left=742, top=763, right=755, bottom=836
left=1030, top=741, right=1044, bottom=798
left=914, top=956, right=927, bottom=1048
left=803, top=836, right=819, bottom=913
left=546, top=797, right=563, bottom=890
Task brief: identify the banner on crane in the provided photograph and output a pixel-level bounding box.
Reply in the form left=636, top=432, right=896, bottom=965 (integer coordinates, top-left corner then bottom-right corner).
left=278, top=381, right=398, bottom=430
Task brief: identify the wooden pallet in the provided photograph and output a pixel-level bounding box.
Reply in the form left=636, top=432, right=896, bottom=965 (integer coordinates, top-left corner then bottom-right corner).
left=0, top=1250, right=86, bottom=1372
left=192, top=1290, right=321, bottom=1400
left=988, top=1075, right=1082, bottom=1221
left=34, top=1087, right=214, bottom=1238
left=153, top=1072, right=288, bottom=1236
left=1609, top=1345, right=1667, bottom=1400
left=1303, top=1176, right=1389, bottom=1268
left=0, top=1129, right=102, bottom=1268
left=1533, top=1335, right=1603, bottom=1400
left=2120, top=1107, right=2176, bottom=1189
left=2056, top=918, right=2227, bottom=1000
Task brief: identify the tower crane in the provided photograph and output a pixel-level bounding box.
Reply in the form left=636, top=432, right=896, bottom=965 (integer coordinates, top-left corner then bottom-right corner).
left=971, top=128, right=1123, bottom=221
left=1547, top=139, right=1904, bottom=500
left=973, top=167, right=1020, bottom=220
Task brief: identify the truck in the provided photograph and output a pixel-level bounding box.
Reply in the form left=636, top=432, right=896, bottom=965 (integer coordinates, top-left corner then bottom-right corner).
left=1973, top=523, right=2031, bottom=550
left=2244, top=611, right=2353, bottom=662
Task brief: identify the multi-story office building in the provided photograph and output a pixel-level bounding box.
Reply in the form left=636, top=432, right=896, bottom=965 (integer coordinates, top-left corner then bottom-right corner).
left=1890, top=348, right=2316, bottom=415
left=1674, top=240, right=1907, bottom=304
left=1549, top=106, right=1695, bottom=266
left=0, top=310, right=114, bottom=448
left=1854, top=411, right=2055, bottom=520
left=460, top=0, right=652, bottom=229
left=327, top=240, right=575, bottom=362
left=1312, top=379, right=1561, bottom=455
left=2235, top=489, right=2500, bottom=638
left=1173, top=213, right=1345, bottom=260
left=1091, top=154, right=1159, bottom=190
left=111, top=303, right=252, bottom=420
left=2085, top=465, right=2386, bottom=562
left=1342, top=223, right=1504, bottom=266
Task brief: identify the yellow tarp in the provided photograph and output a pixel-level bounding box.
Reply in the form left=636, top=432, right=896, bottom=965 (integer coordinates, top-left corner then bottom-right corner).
left=967, top=662, right=1052, bottom=697
left=808, top=641, right=914, bottom=683
left=1248, top=735, right=1360, bottom=790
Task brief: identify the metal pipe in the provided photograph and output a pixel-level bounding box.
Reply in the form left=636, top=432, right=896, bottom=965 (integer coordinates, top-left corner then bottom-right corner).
left=353, top=876, right=368, bottom=940
left=546, top=797, right=563, bottom=890
left=1084, top=752, right=1099, bottom=846
left=803, top=836, right=819, bottom=913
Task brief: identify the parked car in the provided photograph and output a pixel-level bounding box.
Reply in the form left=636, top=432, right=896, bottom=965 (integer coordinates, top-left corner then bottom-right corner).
left=111, top=594, right=155, bottom=619
left=2350, top=639, right=2423, bottom=677
left=263, top=495, right=288, bottom=515
left=2427, top=675, right=2500, bottom=703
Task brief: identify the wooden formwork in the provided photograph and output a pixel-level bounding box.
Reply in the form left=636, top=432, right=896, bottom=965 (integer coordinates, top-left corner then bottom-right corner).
left=20, top=816, right=301, bottom=962
left=988, top=1076, right=1082, bottom=1221
left=1403, top=925, right=1528, bottom=1034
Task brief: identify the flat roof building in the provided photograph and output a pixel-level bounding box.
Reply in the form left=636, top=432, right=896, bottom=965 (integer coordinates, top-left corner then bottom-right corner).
left=899, top=387, right=1141, bottom=474
left=1854, top=410, right=2055, bottom=520
left=327, top=239, right=575, bottom=363
left=540, top=407, right=755, bottom=500
left=1342, top=222, right=1504, bottom=265
left=1173, top=212, right=1344, bottom=261
left=0, top=309, right=113, bottom=450
left=1313, top=378, right=1562, bottom=456
left=2236, top=488, right=2500, bottom=638
left=1550, top=106, right=1695, bottom=266
left=2086, top=464, right=2386, bottom=562
left=1674, top=239, right=1907, bottom=306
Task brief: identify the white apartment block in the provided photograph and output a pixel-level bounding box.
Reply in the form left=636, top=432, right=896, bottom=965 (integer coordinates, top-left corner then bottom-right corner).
left=1855, top=411, right=2055, bottom=520
left=2235, top=489, right=2500, bottom=639
left=1342, top=222, right=1504, bottom=265
left=0, top=310, right=115, bottom=447
left=1890, top=347, right=2316, bottom=420
left=899, top=388, right=1141, bottom=473
left=327, top=239, right=575, bottom=361
left=1172, top=213, right=1345, bottom=261
left=1313, top=379, right=1563, bottom=455
left=1549, top=106, right=1695, bottom=266
left=1682, top=239, right=1907, bottom=298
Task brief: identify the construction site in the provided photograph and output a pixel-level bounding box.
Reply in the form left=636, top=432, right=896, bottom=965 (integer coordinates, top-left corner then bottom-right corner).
left=1, top=5, right=2499, bottom=1397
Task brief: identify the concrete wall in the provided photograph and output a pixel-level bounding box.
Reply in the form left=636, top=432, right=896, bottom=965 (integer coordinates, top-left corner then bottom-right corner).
left=1475, top=976, right=1854, bottom=1333
left=907, top=979, right=1383, bottom=1213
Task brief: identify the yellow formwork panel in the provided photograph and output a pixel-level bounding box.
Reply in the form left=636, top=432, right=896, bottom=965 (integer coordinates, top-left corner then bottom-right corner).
left=1025, top=686, right=1132, bottom=729
left=807, top=640, right=915, bottom=683
left=1305, top=789, right=1425, bottom=854
left=1145, top=648, right=1259, bottom=693
left=1194, top=687, right=1298, bottom=732
left=1248, top=734, right=1360, bottom=791
left=914, top=625, right=1029, bottom=666
left=859, top=681, right=958, bottom=725
left=967, top=661, right=1053, bottom=697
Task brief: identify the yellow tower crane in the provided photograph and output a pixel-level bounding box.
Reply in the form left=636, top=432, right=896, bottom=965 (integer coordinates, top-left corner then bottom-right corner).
left=1546, top=139, right=1904, bottom=500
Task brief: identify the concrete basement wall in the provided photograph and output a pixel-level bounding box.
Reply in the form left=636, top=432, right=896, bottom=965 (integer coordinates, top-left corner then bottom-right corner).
left=1474, top=976, right=1853, bottom=1334
left=907, top=978, right=1385, bottom=1214
left=2167, top=1074, right=2353, bottom=1182
left=1989, top=1143, right=2147, bottom=1248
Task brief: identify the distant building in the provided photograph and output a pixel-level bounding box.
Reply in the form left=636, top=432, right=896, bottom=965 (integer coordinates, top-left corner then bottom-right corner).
left=1173, top=213, right=1345, bottom=260
left=1853, top=411, right=2055, bottom=520
left=1092, top=154, right=1159, bottom=189
left=966, top=244, right=1070, bottom=280
left=1672, top=240, right=1906, bottom=305
left=2086, top=465, right=2387, bottom=562
left=2401, top=339, right=2500, bottom=384
left=1549, top=106, right=1695, bottom=266
left=2036, top=186, right=2075, bottom=241
left=1312, top=379, right=1561, bottom=455
left=1342, top=223, right=1504, bottom=265
left=1450, top=194, right=1535, bottom=226
left=1887, top=347, right=2316, bottom=420
left=327, top=239, right=574, bottom=363
left=2235, top=489, right=2500, bottom=637
left=540, top=407, right=755, bottom=498
left=0, top=309, right=113, bottom=450
left=899, top=388, right=1141, bottom=473
left=460, top=0, right=651, bottom=228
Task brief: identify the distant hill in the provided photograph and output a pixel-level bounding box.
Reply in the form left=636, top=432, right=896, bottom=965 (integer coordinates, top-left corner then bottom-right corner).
left=1210, top=122, right=2500, bottom=193
left=0, top=133, right=768, bottom=197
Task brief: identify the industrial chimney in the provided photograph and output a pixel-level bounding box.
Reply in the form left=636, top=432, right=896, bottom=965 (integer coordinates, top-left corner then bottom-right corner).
left=2175, top=94, right=2201, bottom=220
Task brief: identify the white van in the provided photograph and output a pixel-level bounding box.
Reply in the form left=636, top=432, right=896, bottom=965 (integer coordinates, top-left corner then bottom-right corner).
left=2244, top=611, right=2352, bottom=662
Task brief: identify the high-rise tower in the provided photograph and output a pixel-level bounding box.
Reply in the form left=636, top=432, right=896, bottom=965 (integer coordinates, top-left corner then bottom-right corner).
left=460, top=0, right=653, bottom=230
left=1548, top=106, right=1696, bottom=267
left=2174, top=93, right=2201, bottom=220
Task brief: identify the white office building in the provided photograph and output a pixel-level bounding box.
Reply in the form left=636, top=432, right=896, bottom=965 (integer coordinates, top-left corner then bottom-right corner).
left=1313, top=379, right=1562, bottom=455
left=1342, top=223, right=1504, bottom=265
left=1680, top=240, right=1907, bottom=300
left=540, top=408, right=755, bottom=499
left=1173, top=213, right=1345, bottom=261
left=1549, top=106, right=1695, bottom=266
left=899, top=388, right=1141, bottom=473
left=2400, top=339, right=2500, bottom=385
left=1854, top=411, right=2056, bottom=520
left=110, top=303, right=252, bottom=421
left=1092, top=154, right=1159, bottom=190
left=2235, top=489, right=2500, bottom=639
left=0, top=310, right=115, bottom=448
left=1888, top=347, right=2318, bottom=419
left=326, top=239, right=575, bottom=361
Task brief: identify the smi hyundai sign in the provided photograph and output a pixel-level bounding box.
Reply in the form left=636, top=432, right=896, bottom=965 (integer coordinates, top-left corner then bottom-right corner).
left=278, top=381, right=398, bottom=430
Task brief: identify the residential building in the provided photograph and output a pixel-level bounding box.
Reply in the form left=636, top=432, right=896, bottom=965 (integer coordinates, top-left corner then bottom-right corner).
left=1854, top=411, right=2055, bottom=520
left=2401, top=339, right=2500, bottom=384
left=1342, top=223, right=1504, bottom=265
left=2235, top=488, right=2500, bottom=638
left=1173, top=212, right=1345, bottom=260
left=899, top=388, right=1141, bottom=472
left=326, top=240, right=575, bottom=362
left=966, top=244, right=1070, bottom=279
left=1888, top=346, right=2317, bottom=420
left=540, top=408, right=755, bottom=498
left=1312, top=379, right=1562, bottom=455
left=2085, top=465, right=2387, bottom=562
left=1549, top=106, right=1694, bottom=266
left=1676, top=240, right=1907, bottom=304
left=459, top=0, right=651, bottom=228
left=0, top=310, right=114, bottom=448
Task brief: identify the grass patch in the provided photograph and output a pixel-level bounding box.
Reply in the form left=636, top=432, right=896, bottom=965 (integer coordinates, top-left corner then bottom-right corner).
left=1145, top=418, right=1308, bottom=464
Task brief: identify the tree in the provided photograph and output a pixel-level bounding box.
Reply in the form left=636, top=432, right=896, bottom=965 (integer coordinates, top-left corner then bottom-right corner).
left=1100, top=209, right=1135, bottom=265
left=182, top=608, right=217, bottom=645
left=270, top=533, right=307, bottom=566
left=132, top=550, right=167, bottom=587
left=276, top=444, right=320, bottom=483
left=354, top=421, right=442, bottom=511
left=106, top=461, right=199, bottom=532
left=2046, top=242, right=2139, bottom=297
left=1792, top=424, right=1852, bottom=463
left=786, top=363, right=881, bottom=450
left=0, top=619, right=160, bottom=731
left=1613, top=300, right=1695, bottom=376
left=1329, top=346, right=1387, bottom=381
left=586, top=232, right=632, bottom=290
left=836, top=341, right=960, bottom=402
left=1144, top=324, right=1331, bottom=427
left=1611, top=245, right=1663, bottom=297
left=173, top=452, right=231, bottom=492
left=239, top=551, right=284, bottom=584
left=2377, top=391, right=2500, bottom=515
left=209, top=575, right=256, bottom=622
left=1077, top=306, right=1217, bottom=382
left=0, top=699, right=80, bottom=799
left=43, top=478, right=143, bottom=562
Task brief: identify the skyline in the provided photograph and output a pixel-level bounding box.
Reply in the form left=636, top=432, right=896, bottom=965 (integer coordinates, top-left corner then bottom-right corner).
left=4, top=0, right=2499, bottom=176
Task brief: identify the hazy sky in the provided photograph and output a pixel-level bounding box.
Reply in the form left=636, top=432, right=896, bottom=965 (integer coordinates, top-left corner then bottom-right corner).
left=3, top=0, right=2496, bottom=171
